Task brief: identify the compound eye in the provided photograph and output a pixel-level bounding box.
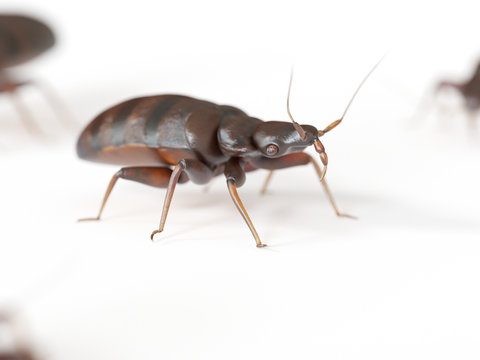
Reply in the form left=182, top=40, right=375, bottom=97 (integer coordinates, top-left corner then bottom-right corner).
left=266, top=144, right=279, bottom=156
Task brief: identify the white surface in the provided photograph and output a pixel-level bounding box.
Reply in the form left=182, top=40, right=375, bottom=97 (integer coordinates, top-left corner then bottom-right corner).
left=0, top=0, right=480, bottom=359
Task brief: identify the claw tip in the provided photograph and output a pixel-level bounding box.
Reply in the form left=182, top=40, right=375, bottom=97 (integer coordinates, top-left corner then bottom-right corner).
left=150, top=229, right=162, bottom=241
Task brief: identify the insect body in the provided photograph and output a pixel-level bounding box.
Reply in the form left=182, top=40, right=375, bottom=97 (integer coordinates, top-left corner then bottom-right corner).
left=436, top=61, right=480, bottom=112
left=0, top=15, right=54, bottom=69
left=0, top=313, right=36, bottom=360
left=0, top=14, right=68, bottom=133
left=78, top=64, right=379, bottom=247
left=0, top=345, right=35, bottom=360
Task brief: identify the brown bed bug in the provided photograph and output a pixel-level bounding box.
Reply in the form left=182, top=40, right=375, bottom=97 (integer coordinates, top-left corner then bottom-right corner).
left=78, top=61, right=380, bottom=247
left=435, top=61, right=480, bottom=114
left=0, top=14, right=69, bottom=133
left=0, top=312, right=37, bottom=360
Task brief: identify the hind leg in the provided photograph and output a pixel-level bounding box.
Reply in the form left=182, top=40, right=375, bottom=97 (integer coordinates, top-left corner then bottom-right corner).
left=79, top=166, right=189, bottom=221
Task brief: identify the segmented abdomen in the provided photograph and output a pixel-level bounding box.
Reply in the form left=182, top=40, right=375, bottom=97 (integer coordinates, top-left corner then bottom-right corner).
left=0, top=15, right=55, bottom=68
left=77, top=95, right=220, bottom=166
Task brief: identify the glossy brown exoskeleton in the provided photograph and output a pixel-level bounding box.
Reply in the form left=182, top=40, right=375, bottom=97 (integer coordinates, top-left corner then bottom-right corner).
left=436, top=61, right=480, bottom=113
left=0, top=14, right=68, bottom=133
left=78, top=64, right=379, bottom=247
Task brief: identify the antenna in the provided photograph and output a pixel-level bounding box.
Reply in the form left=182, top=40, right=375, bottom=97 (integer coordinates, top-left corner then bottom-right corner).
left=319, top=55, right=385, bottom=136
left=286, top=68, right=307, bottom=140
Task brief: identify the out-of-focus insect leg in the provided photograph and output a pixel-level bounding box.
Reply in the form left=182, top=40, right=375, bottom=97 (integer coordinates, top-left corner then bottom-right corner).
left=260, top=170, right=274, bottom=195
left=468, top=110, right=479, bottom=126
left=8, top=90, right=42, bottom=135
left=251, top=153, right=355, bottom=219
left=203, top=181, right=213, bottom=193
left=29, top=80, right=76, bottom=128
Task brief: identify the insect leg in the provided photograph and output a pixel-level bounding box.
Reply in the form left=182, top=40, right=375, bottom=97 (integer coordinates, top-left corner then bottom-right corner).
left=260, top=170, right=274, bottom=195
left=7, top=89, right=42, bottom=135
left=250, top=153, right=355, bottom=218
left=29, top=80, right=77, bottom=129
left=0, top=72, right=42, bottom=135
left=250, top=153, right=310, bottom=194
left=151, top=159, right=214, bottom=240
left=306, top=154, right=356, bottom=219
left=225, top=158, right=265, bottom=247
left=79, top=166, right=186, bottom=222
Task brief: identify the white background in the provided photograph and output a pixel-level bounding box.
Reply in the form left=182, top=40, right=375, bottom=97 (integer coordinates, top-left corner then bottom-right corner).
left=0, top=0, right=480, bottom=359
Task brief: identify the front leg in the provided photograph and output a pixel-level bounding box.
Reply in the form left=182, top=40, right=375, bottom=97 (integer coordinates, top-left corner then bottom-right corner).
left=224, top=158, right=265, bottom=247
left=250, top=153, right=355, bottom=219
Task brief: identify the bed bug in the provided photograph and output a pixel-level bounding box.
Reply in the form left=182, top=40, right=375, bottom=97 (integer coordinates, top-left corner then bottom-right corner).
left=435, top=61, right=480, bottom=114
left=0, top=14, right=69, bottom=133
left=78, top=62, right=380, bottom=247
left=0, top=312, right=37, bottom=360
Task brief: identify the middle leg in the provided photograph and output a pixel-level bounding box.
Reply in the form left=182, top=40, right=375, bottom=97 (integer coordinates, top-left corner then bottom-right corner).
left=150, top=159, right=215, bottom=240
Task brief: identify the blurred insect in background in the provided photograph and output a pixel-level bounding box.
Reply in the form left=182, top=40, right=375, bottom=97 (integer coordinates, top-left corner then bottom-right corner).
left=0, top=14, right=71, bottom=134
left=0, top=312, right=37, bottom=360
left=436, top=61, right=480, bottom=114
left=77, top=61, right=380, bottom=247
left=406, top=61, right=480, bottom=131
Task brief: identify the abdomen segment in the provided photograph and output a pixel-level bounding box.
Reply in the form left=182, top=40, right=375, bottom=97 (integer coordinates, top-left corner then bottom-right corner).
left=77, top=95, right=216, bottom=166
